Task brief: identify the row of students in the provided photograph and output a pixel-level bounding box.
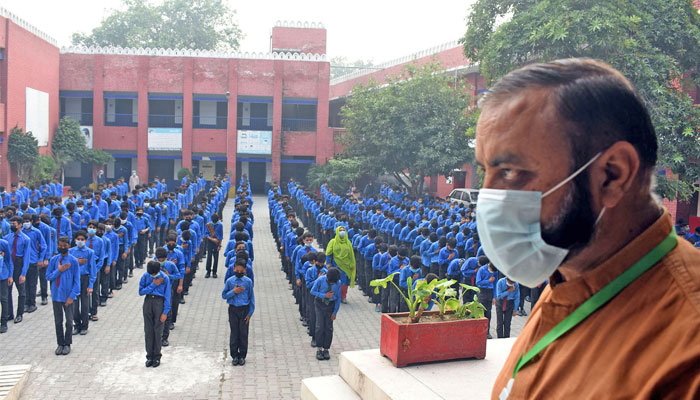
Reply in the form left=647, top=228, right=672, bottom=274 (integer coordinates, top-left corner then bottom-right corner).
left=268, top=184, right=345, bottom=361
left=283, top=180, right=545, bottom=338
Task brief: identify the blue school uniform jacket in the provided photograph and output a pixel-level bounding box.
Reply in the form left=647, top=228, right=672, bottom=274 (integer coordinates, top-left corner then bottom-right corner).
left=46, top=253, right=81, bottom=302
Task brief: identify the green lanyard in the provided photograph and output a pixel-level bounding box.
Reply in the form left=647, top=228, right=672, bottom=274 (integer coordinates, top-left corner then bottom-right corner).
left=512, top=229, right=677, bottom=379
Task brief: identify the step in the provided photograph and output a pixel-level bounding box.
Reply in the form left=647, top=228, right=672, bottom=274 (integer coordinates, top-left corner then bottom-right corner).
left=338, top=338, right=516, bottom=400
left=301, top=375, right=361, bottom=400
left=0, top=365, right=31, bottom=400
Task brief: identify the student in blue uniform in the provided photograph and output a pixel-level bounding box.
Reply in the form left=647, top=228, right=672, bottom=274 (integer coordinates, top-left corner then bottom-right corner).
left=494, top=276, right=519, bottom=338
left=205, top=212, right=224, bottom=279
left=46, top=236, right=81, bottom=355
left=437, top=237, right=458, bottom=279
left=398, top=256, right=423, bottom=312
left=222, top=259, right=255, bottom=366
left=139, top=260, right=171, bottom=368
left=475, top=259, right=498, bottom=339
left=156, top=245, right=182, bottom=347
left=310, top=267, right=341, bottom=361
left=5, top=216, right=30, bottom=324
left=0, top=236, right=13, bottom=333
left=21, top=213, right=47, bottom=314
left=69, top=230, right=96, bottom=335
left=304, top=252, right=326, bottom=346
left=86, top=221, right=105, bottom=321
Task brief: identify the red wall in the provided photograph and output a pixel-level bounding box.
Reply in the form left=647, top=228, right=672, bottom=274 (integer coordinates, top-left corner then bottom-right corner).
left=1, top=17, right=60, bottom=186
left=271, top=26, right=326, bottom=55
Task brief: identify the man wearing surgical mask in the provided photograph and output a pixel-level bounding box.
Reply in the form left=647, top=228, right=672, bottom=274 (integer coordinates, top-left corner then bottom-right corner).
left=477, top=59, right=700, bottom=399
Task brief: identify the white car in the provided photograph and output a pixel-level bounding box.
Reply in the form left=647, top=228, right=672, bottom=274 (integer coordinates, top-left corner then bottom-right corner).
left=447, top=188, right=479, bottom=207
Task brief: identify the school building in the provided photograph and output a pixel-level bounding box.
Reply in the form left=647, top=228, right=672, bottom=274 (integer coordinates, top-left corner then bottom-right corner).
left=0, top=5, right=700, bottom=219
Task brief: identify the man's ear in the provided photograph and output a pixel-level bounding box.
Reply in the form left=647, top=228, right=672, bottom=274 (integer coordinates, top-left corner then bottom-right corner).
left=591, top=141, right=640, bottom=209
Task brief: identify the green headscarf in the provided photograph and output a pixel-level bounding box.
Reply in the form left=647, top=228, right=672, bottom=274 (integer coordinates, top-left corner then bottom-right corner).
left=325, top=226, right=356, bottom=287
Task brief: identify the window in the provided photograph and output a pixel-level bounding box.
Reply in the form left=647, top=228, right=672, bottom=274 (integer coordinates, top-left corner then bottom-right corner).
left=148, top=97, right=183, bottom=128
left=104, top=95, right=138, bottom=127
left=193, top=99, right=228, bottom=129
left=237, top=101, right=273, bottom=130
left=282, top=99, right=317, bottom=131
left=60, top=94, right=93, bottom=125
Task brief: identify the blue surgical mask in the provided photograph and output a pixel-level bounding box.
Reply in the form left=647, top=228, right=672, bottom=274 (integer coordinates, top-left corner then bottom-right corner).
left=338, top=231, right=346, bottom=238
left=77, top=207, right=84, bottom=212
left=87, top=228, right=97, bottom=235
left=476, top=153, right=604, bottom=287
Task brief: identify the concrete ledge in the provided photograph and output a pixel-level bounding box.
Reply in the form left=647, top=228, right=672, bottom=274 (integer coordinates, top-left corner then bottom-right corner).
left=301, top=375, right=361, bottom=400
left=338, top=338, right=516, bottom=400
left=0, top=365, right=31, bottom=400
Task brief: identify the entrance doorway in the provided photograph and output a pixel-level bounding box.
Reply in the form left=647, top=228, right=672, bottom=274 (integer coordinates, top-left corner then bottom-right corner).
left=248, top=162, right=266, bottom=193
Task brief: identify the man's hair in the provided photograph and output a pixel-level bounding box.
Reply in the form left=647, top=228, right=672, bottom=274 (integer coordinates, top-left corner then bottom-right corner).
left=147, top=260, right=161, bottom=275
left=326, top=267, right=340, bottom=283
left=155, top=247, right=168, bottom=259
left=481, top=58, right=657, bottom=177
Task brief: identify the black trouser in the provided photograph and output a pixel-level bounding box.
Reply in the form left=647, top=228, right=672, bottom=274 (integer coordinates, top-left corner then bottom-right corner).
left=373, top=270, right=385, bottom=305
left=297, top=277, right=305, bottom=317
left=38, top=265, right=48, bottom=301
left=205, top=241, right=220, bottom=274
left=10, top=259, right=25, bottom=317
left=91, top=265, right=104, bottom=315
left=127, top=245, right=134, bottom=273
left=388, top=274, right=401, bottom=313
left=136, top=233, right=148, bottom=266
left=74, top=274, right=90, bottom=331
left=0, top=279, right=9, bottom=326
left=158, top=226, right=168, bottom=247
left=496, top=298, right=515, bottom=338
left=115, top=246, right=126, bottom=286
left=183, top=265, right=193, bottom=293
left=439, top=263, right=449, bottom=279
left=364, top=259, right=373, bottom=295
left=100, top=262, right=111, bottom=301
left=518, top=285, right=530, bottom=311
left=430, top=262, right=439, bottom=276
left=477, top=288, right=494, bottom=334
left=53, top=301, right=74, bottom=346
left=314, top=298, right=335, bottom=350
left=305, top=288, right=315, bottom=338
left=398, top=287, right=409, bottom=313
left=148, top=231, right=156, bottom=255
left=143, top=295, right=165, bottom=361
left=228, top=304, right=250, bottom=359
left=25, top=263, right=39, bottom=308
left=421, top=264, right=431, bottom=278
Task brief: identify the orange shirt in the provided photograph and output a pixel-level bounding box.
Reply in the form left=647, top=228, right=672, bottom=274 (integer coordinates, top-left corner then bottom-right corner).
left=492, top=212, right=700, bottom=399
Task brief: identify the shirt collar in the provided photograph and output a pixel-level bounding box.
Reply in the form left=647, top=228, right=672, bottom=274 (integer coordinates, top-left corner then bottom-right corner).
left=548, top=210, right=672, bottom=307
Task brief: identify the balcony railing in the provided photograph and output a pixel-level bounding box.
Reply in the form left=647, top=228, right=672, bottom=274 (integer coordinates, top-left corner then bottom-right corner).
left=282, top=118, right=316, bottom=132
left=148, top=114, right=183, bottom=128
left=60, top=112, right=93, bottom=126
left=105, top=113, right=138, bottom=127
left=237, top=117, right=273, bottom=131
left=193, top=115, right=228, bottom=129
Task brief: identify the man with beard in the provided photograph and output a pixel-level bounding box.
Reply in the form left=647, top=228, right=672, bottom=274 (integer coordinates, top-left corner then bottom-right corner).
left=475, top=58, right=700, bottom=399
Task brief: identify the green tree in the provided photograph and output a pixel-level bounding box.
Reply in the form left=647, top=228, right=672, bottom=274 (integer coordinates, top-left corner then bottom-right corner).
left=7, top=125, right=39, bottom=181
left=330, top=56, right=375, bottom=80
left=52, top=117, right=87, bottom=184
left=71, top=0, right=243, bottom=51
left=340, top=62, right=474, bottom=197
left=461, top=0, right=700, bottom=200
left=31, top=155, right=58, bottom=184
left=177, top=167, right=192, bottom=180
left=307, top=157, right=365, bottom=192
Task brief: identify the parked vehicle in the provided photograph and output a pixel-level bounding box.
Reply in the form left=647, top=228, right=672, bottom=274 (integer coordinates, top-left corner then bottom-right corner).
left=447, top=188, right=479, bottom=206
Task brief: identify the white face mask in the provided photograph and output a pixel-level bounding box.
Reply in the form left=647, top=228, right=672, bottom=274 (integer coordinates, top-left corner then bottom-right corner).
left=75, top=240, right=86, bottom=248
left=476, top=153, right=604, bottom=287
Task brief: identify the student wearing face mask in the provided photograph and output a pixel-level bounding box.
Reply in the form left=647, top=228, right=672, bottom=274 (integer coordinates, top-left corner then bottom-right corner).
left=139, top=260, right=171, bottom=368
left=96, top=223, right=112, bottom=308
left=103, top=220, right=120, bottom=298
left=204, top=213, right=224, bottom=279
left=155, top=246, right=182, bottom=348
left=69, top=231, right=96, bottom=335
left=222, top=259, right=255, bottom=366
left=46, top=236, right=80, bottom=354
left=85, top=221, right=105, bottom=320
left=304, top=252, right=327, bottom=346
left=4, top=216, right=30, bottom=324
left=310, top=267, right=341, bottom=361
left=21, top=214, right=47, bottom=314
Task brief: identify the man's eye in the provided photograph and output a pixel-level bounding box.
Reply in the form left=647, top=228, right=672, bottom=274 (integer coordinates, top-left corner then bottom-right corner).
left=501, top=169, right=518, bottom=181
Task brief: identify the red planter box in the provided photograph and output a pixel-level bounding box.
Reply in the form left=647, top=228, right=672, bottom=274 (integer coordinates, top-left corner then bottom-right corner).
left=380, top=312, right=488, bottom=367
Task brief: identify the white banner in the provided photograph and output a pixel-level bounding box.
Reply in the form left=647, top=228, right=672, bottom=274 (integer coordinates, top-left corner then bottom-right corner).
left=148, top=127, right=182, bottom=150
left=26, top=87, right=49, bottom=146
left=237, top=130, right=272, bottom=155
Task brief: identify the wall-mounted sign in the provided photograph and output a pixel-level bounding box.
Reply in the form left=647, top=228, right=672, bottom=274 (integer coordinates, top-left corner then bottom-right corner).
left=237, top=130, right=272, bottom=155
left=148, top=127, right=182, bottom=150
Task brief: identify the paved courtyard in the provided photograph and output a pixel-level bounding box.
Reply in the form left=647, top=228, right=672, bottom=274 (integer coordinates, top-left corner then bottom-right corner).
left=0, top=196, right=528, bottom=399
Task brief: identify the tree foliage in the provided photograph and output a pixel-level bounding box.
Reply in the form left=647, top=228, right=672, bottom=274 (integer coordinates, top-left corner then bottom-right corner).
left=71, top=0, right=243, bottom=51
left=330, top=56, right=375, bottom=80
left=307, top=157, right=365, bottom=193
left=461, top=0, right=700, bottom=200
left=52, top=117, right=114, bottom=182
left=7, top=125, right=39, bottom=181
left=31, top=155, right=58, bottom=184
left=177, top=167, right=192, bottom=180
left=340, top=62, right=474, bottom=197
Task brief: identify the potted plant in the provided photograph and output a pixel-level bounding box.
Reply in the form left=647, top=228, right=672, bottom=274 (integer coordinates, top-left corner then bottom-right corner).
left=370, top=274, right=488, bottom=367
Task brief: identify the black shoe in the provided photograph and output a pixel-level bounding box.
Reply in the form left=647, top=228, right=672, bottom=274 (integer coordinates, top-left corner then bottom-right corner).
left=316, top=350, right=324, bottom=360
left=80, top=328, right=88, bottom=335
left=36, top=293, right=41, bottom=297
left=73, top=327, right=80, bottom=335
left=323, top=350, right=330, bottom=360
left=0, top=325, right=7, bottom=334
left=520, top=309, right=528, bottom=317
left=55, top=345, right=64, bottom=356
left=238, top=358, right=245, bottom=366
left=232, top=357, right=240, bottom=366
left=99, top=301, right=106, bottom=307
left=212, top=273, right=217, bottom=279
left=14, top=315, right=22, bottom=324
left=162, top=339, right=169, bottom=347
left=205, top=272, right=211, bottom=278
left=168, top=322, right=175, bottom=331
left=128, top=272, right=133, bottom=277
left=179, top=298, right=185, bottom=304
left=302, top=320, right=308, bottom=327
left=145, top=360, right=154, bottom=367
left=151, top=360, right=160, bottom=368
left=310, top=339, right=316, bottom=347
left=62, top=345, right=71, bottom=355
left=26, top=305, right=37, bottom=313
left=41, top=298, right=48, bottom=306
left=487, top=333, right=493, bottom=339
left=114, top=286, right=122, bottom=291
